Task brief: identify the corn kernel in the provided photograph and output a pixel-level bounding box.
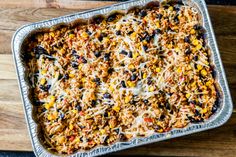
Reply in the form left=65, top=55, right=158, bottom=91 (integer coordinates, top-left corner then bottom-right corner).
left=128, top=64, right=135, bottom=70
left=202, top=85, right=207, bottom=91
left=113, top=106, right=120, bottom=112
left=191, top=82, right=196, bottom=87
left=158, top=129, right=163, bottom=133
left=69, top=73, right=75, bottom=78
left=130, top=32, right=137, bottom=40
left=156, top=22, right=160, bottom=28
left=58, top=136, right=65, bottom=144
left=69, top=123, right=74, bottom=130
left=60, top=49, right=66, bottom=54
left=78, top=64, right=83, bottom=70
left=197, top=64, right=203, bottom=70
left=45, top=103, right=51, bottom=110
left=143, top=73, right=147, bottom=79
left=156, top=67, right=161, bottom=73
left=176, top=67, right=182, bottom=73
left=133, top=52, right=139, bottom=59
left=175, top=47, right=180, bottom=52
left=69, top=34, right=75, bottom=39
left=149, top=86, right=155, bottom=92
left=72, top=109, right=78, bottom=114
left=125, top=96, right=130, bottom=103
left=206, top=81, right=212, bottom=87
left=40, top=78, right=46, bottom=85
left=103, top=37, right=109, bottom=43
left=201, top=108, right=208, bottom=114
left=109, top=86, right=114, bottom=92
left=50, top=96, right=56, bottom=102
left=74, top=137, right=80, bottom=143
left=196, top=44, right=202, bottom=50
left=49, top=32, right=55, bottom=37
left=201, top=69, right=207, bottom=76
left=168, top=6, right=174, bottom=11
left=47, top=114, right=53, bottom=120
left=186, top=93, right=191, bottom=98
left=41, top=70, right=47, bottom=75
left=127, top=81, right=136, bottom=87
left=81, top=77, right=86, bottom=83
left=100, top=129, right=106, bottom=134
left=192, top=39, right=199, bottom=46
left=81, top=32, right=88, bottom=38
left=143, top=40, right=148, bottom=45
left=190, top=29, right=196, bottom=34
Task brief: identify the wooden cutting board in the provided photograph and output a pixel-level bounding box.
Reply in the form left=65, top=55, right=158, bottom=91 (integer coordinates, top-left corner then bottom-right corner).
left=0, top=0, right=236, bottom=156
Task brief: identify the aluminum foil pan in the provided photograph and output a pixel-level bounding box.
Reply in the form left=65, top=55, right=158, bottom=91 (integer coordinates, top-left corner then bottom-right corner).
left=11, top=0, right=233, bottom=156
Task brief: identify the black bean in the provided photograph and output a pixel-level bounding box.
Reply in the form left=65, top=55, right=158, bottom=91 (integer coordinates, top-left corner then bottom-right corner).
left=130, top=74, right=137, bottom=81
left=108, top=68, right=114, bottom=74
left=128, top=31, right=134, bottom=35
left=103, top=93, right=111, bottom=99
left=188, top=116, right=204, bottom=123
left=114, top=128, right=120, bottom=134
left=34, top=100, right=44, bottom=106
left=160, top=114, right=165, bottom=120
left=39, top=85, right=51, bottom=92
left=154, top=29, right=161, bottom=34
left=86, top=30, right=92, bottom=35
left=76, top=105, right=82, bottom=111
left=72, top=49, right=77, bottom=55
left=60, top=113, right=65, bottom=119
left=145, top=35, right=152, bottom=42
left=154, top=125, right=161, bottom=131
left=185, top=49, right=191, bottom=55
left=184, top=36, right=190, bottom=43
left=93, top=77, right=100, bottom=84
left=91, top=100, right=96, bottom=107
left=139, top=10, right=147, bottom=17
left=80, top=137, right=83, bottom=142
left=143, top=45, right=148, bottom=51
left=81, top=57, right=87, bottom=63
left=121, top=81, right=126, bottom=88
left=120, top=50, right=128, bottom=55
left=116, top=30, right=121, bottom=35
left=193, top=56, right=198, bottom=61
left=107, top=15, right=116, bottom=22
left=104, top=53, right=110, bottom=61
left=128, top=51, right=133, bottom=58
left=156, top=13, right=163, bottom=20
left=177, top=0, right=184, bottom=5
left=195, top=109, right=201, bottom=116
left=144, top=99, right=149, bottom=104
left=119, top=133, right=127, bottom=141
left=94, top=51, right=101, bottom=58
left=174, top=7, right=180, bottom=12
left=71, top=62, right=78, bottom=69
left=190, top=100, right=196, bottom=105
left=104, top=112, right=108, bottom=117
left=98, top=33, right=107, bottom=41
left=193, top=24, right=201, bottom=30
left=34, top=46, right=48, bottom=59
left=165, top=102, right=171, bottom=110
left=64, top=74, right=69, bottom=79
left=147, top=77, right=152, bottom=85
left=212, top=101, right=218, bottom=113
left=130, top=100, right=136, bottom=105
left=174, top=16, right=179, bottom=23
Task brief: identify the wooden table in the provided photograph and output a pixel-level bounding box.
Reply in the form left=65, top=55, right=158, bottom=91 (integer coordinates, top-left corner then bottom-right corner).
left=0, top=0, right=235, bottom=156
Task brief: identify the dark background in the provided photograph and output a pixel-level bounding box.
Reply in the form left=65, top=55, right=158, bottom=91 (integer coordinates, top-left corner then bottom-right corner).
left=0, top=0, right=234, bottom=157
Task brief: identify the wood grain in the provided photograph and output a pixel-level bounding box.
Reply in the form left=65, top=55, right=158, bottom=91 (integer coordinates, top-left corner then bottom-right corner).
left=0, top=0, right=236, bottom=156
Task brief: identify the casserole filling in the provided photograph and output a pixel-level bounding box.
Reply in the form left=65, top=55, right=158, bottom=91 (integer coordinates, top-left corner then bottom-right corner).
left=25, top=1, right=218, bottom=154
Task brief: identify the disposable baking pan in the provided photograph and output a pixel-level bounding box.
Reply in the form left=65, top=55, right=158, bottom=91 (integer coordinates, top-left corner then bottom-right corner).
left=11, top=0, right=233, bottom=156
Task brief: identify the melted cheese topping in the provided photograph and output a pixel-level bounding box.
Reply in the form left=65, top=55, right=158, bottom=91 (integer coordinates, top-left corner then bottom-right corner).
left=25, top=1, right=218, bottom=155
